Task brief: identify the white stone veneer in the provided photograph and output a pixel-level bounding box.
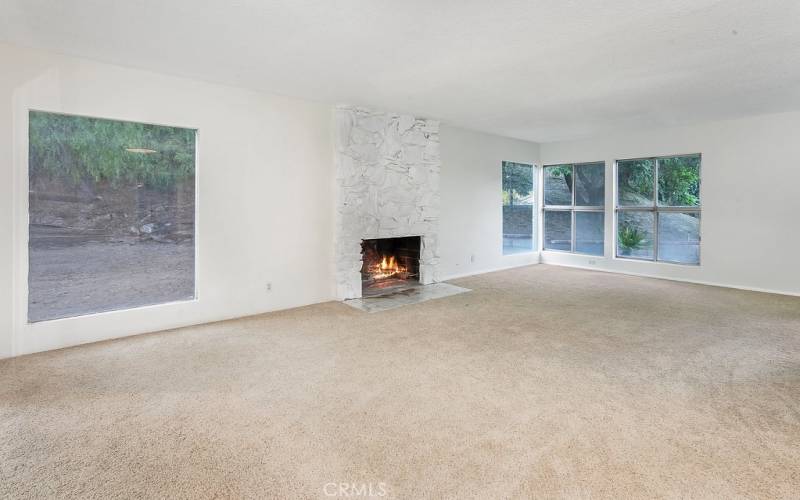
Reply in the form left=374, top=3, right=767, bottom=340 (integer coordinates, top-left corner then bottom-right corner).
left=334, top=106, right=441, bottom=299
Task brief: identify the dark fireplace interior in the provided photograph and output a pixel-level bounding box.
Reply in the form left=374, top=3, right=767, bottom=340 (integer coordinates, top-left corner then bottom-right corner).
left=361, top=236, right=421, bottom=296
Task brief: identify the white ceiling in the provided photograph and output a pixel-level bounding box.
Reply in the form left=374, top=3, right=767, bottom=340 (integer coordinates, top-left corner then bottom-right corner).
left=2, top=0, right=800, bottom=142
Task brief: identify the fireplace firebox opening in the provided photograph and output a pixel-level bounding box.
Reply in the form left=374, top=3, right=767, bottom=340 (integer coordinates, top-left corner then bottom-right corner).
left=361, top=236, right=421, bottom=296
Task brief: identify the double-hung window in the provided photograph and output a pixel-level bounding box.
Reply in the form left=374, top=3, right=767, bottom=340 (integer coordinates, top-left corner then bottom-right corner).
left=543, top=162, right=605, bottom=255
left=615, top=154, right=701, bottom=264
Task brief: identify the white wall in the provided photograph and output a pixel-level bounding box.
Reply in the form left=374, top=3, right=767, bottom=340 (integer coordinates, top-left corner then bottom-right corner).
left=439, top=125, right=541, bottom=280
left=0, top=44, right=335, bottom=358
left=9, top=44, right=794, bottom=357
left=0, top=51, right=12, bottom=359
left=540, top=111, right=800, bottom=296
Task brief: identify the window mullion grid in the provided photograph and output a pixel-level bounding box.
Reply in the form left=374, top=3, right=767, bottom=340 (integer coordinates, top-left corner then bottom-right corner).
left=571, top=164, right=576, bottom=252
left=655, top=206, right=701, bottom=212
left=545, top=163, right=607, bottom=255
left=653, top=157, right=659, bottom=261
left=614, top=161, right=619, bottom=259
left=616, top=156, right=701, bottom=264
left=531, top=164, right=539, bottom=251
left=571, top=211, right=576, bottom=252
left=617, top=206, right=700, bottom=213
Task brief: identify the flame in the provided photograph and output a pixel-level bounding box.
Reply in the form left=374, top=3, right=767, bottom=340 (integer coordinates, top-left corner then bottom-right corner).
left=369, top=254, right=406, bottom=280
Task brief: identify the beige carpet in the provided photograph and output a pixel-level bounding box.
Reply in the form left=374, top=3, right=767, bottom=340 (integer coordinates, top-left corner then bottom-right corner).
left=2, top=265, right=799, bottom=499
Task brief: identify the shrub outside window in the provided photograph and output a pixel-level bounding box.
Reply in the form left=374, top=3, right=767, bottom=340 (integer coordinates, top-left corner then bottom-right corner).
left=543, top=162, right=605, bottom=256
left=615, top=154, right=701, bottom=265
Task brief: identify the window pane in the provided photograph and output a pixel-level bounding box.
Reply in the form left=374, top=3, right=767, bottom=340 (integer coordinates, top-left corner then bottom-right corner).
left=502, top=162, right=534, bottom=255
left=544, top=210, right=571, bottom=251
left=28, top=111, right=196, bottom=322
left=544, top=165, right=572, bottom=205
left=576, top=212, right=604, bottom=256
left=658, top=155, right=700, bottom=207
left=575, top=163, right=605, bottom=206
left=617, top=211, right=654, bottom=259
left=658, top=212, right=700, bottom=264
left=617, top=159, right=654, bottom=206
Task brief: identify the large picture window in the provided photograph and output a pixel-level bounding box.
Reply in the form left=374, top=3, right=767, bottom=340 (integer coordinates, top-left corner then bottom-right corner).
left=28, top=111, right=197, bottom=322
left=616, top=154, right=701, bottom=264
left=543, top=162, right=605, bottom=255
left=502, top=161, right=535, bottom=255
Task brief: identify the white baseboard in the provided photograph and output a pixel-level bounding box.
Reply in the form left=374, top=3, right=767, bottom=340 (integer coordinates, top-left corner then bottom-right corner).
left=441, top=261, right=540, bottom=282
left=541, top=261, right=800, bottom=298
left=441, top=257, right=799, bottom=298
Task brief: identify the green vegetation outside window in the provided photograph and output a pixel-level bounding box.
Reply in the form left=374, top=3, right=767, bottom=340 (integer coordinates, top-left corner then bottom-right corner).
left=502, top=161, right=535, bottom=255
left=28, top=111, right=197, bottom=322
left=616, top=154, right=701, bottom=264
left=543, top=162, right=605, bottom=256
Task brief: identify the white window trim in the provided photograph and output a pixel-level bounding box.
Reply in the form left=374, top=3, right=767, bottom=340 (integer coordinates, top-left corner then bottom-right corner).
left=12, top=106, right=201, bottom=356
left=542, top=162, right=606, bottom=256
left=613, top=154, right=702, bottom=266
left=501, top=161, right=538, bottom=256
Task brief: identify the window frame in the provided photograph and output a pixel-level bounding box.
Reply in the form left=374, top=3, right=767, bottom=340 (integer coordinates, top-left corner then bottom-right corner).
left=542, top=162, right=605, bottom=256
left=24, top=109, right=200, bottom=324
left=501, top=161, right=537, bottom=256
left=614, top=153, right=702, bottom=265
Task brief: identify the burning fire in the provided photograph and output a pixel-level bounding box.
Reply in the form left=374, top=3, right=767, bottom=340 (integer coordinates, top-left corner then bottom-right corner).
left=369, top=255, right=407, bottom=280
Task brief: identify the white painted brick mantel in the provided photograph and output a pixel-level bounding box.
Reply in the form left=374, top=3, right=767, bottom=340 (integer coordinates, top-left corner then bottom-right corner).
left=334, top=106, right=441, bottom=299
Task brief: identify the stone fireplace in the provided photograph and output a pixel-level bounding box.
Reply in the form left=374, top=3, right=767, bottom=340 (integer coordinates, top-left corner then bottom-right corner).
left=361, top=236, right=421, bottom=296
left=334, top=106, right=441, bottom=299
